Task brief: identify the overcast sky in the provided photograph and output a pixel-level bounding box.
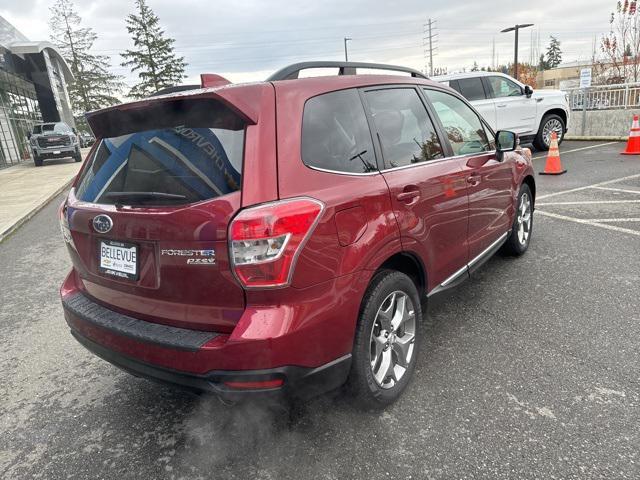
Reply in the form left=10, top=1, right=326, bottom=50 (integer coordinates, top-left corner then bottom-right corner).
left=0, top=0, right=618, bottom=87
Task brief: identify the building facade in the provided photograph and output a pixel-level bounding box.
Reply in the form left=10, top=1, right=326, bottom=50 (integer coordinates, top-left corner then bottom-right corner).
left=0, top=16, right=74, bottom=168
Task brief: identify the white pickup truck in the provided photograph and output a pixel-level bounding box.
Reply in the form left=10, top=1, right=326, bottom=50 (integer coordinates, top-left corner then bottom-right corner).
left=434, top=71, right=570, bottom=151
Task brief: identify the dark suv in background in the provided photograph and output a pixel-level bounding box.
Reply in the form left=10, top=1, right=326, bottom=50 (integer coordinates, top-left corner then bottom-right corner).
left=30, top=122, right=82, bottom=166
left=59, top=62, right=535, bottom=409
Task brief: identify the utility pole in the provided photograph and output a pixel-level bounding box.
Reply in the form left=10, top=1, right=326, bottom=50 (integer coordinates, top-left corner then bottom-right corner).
left=344, top=37, right=352, bottom=62
left=501, top=23, right=534, bottom=80
left=423, top=19, right=437, bottom=76
left=492, top=37, right=496, bottom=70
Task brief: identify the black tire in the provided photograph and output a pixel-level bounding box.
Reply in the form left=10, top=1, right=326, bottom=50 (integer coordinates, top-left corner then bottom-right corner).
left=501, top=184, right=533, bottom=256
left=34, top=155, right=43, bottom=167
left=533, top=113, right=565, bottom=151
left=73, top=148, right=82, bottom=162
left=347, top=270, right=422, bottom=410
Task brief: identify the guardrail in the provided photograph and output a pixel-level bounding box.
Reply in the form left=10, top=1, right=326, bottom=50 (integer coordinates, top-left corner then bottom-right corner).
left=565, top=83, right=640, bottom=111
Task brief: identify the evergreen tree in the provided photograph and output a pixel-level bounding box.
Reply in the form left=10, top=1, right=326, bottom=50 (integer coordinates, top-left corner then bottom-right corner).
left=471, top=61, right=479, bottom=72
left=49, top=0, right=122, bottom=114
left=538, top=53, right=549, bottom=71
left=546, top=36, right=562, bottom=68
left=121, top=0, right=187, bottom=98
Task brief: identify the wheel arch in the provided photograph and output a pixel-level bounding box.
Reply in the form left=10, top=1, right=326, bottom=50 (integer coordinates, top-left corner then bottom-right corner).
left=375, top=251, right=427, bottom=298
left=542, top=108, right=567, bottom=129
left=522, top=174, right=536, bottom=207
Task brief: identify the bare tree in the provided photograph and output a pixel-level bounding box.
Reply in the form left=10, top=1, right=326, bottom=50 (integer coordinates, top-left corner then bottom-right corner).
left=600, top=1, right=640, bottom=83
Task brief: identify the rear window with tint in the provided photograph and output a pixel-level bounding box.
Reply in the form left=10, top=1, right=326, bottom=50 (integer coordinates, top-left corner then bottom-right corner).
left=301, top=89, right=377, bottom=174
left=456, top=77, right=487, bottom=101
left=76, top=100, right=244, bottom=206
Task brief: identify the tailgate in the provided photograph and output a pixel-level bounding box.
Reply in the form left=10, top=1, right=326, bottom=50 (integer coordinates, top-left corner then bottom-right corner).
left=64, top=87, right=274, bottom=332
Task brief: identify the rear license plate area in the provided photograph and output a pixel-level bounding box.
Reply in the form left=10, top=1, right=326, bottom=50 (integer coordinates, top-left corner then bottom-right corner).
left=98, top=240, right=138, bottom=280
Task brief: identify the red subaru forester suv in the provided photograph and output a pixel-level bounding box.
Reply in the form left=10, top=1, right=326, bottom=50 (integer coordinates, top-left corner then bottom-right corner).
left=60, top=62, right=535, bottom=409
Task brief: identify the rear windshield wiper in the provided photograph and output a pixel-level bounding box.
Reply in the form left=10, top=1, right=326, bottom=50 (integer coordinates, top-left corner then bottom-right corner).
left=103, top=192, right=187, bottom=203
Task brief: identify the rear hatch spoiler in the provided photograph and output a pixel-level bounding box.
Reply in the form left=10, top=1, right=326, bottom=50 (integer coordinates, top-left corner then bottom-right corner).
left=85, top=80, right=267, bottom=138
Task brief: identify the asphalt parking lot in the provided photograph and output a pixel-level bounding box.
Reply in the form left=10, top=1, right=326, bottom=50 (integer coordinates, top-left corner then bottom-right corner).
left=1, top=141, right=639, bottom=479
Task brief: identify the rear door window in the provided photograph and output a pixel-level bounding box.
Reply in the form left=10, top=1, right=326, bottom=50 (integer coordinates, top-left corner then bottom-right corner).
left=76, top=100, right=245, bottom=206
left=456, top=77, right=488, bottom=101
left=423, top=89, right=493, bottom=156
left=301, top=89, right=377, bottom=174
left=365, top=88, right=444, bottom=169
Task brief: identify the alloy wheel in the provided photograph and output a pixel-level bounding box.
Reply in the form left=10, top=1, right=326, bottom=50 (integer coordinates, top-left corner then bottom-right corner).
left=543, top=118, right=563, bottom=147
left=369, top=291, right=416, bottom=389
left=516, top=192, right=532, bottom=246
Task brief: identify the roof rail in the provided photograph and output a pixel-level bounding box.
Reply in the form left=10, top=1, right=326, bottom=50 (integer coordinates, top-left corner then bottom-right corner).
left=266, top=61, right=428, bottom=81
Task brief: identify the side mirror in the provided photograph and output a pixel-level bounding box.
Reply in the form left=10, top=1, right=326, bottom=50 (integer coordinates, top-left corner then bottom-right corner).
left=496, top=131, right=517, bottom=160
left=524, top=85, right=533, bottom=98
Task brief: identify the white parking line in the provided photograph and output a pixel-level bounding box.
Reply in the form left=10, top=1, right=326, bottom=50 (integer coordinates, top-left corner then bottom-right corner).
left=538, top=200, right=640, bottom=206
left=537, top=173, right=640, bottom=200
left=531, top=142, right=619, bottom=161
left=536, top=210, right=640, bottom=237
left=582, top=218, right=640, bottom=223
left=591, top=186, right=640, bottom=195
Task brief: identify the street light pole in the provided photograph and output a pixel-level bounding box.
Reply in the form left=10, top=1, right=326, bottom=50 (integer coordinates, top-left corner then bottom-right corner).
left=344, top=37, right=352, bottom=62
left=500, top=24, right=534, bottom=80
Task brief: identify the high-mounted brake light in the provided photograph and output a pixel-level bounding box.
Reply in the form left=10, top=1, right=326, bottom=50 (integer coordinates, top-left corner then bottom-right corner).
left=229, top=197, right=324, bottom=289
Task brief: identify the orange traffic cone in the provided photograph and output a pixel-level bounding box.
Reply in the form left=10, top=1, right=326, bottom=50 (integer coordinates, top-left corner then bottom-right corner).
left=622, top=115, right=640, bottom=155
left=539, top=131, right=567, bottom=175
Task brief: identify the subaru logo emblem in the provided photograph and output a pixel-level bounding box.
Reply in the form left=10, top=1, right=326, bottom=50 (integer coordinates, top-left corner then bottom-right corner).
left=92, top=214, right=113, bottom=234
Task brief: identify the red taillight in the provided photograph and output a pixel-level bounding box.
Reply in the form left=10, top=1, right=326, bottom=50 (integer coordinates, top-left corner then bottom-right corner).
left=229, top=197, right=324, bottom=289
left=58, top=200, right=76, bottom=251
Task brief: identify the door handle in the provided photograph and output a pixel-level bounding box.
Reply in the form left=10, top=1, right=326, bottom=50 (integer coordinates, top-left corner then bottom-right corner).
left=466, top=175, right=481, bottom=186
left=397, top=188, right=421, bottom=203
left=497, top=104, right=507, bottom=108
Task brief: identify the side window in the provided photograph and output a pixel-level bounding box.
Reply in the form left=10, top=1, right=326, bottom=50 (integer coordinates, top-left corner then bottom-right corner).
left=301, top=89, right=377, bottom=173
left=456, top=77, right=487, bottom=101
left=487, top=76, right=523, bottom=98
left=423, top=89, right=493, bottom=155
left=447, top=80, right=462, bottom=95
left=365, top=88, right=444, bottom=169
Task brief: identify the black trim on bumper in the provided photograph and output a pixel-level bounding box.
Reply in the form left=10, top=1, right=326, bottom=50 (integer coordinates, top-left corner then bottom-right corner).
left=63, top=292, right=218, bottom=352
left=70, top=329, right=352, bottom=402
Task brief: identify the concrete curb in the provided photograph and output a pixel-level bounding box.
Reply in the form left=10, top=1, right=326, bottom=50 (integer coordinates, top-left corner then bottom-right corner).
left=0, top=178, right=73, bottom=244
left=565, top=135, right=627, bottom=141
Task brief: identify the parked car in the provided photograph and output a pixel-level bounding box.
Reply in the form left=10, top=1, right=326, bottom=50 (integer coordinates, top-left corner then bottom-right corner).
left=59, top=62, right=535, bottom=409
left=79, top=132, right=95, bottom=148
left=434, top=71, right=569, bottom=150
left=29, top=122, right=82, bottom=166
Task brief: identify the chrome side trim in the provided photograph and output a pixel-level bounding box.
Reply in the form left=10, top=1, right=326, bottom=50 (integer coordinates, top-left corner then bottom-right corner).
left=305, top=165, right=380, bottom=176
left=468, top=231, right=509, bottom=269
left=427, top=230, right=509, bottom=297
left=379, top=150, right=497, bottom=174
left=440, top=264, right=468, bottom=288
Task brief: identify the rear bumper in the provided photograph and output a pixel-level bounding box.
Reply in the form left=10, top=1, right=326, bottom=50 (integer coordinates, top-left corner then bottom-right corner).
left=71, top=328, right=351, bottom=402
left=61, top=270, right=368, bottom=400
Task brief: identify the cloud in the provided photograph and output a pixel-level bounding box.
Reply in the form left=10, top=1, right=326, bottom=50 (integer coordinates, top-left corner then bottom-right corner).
left=0, top=0, right=620, bottom=86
